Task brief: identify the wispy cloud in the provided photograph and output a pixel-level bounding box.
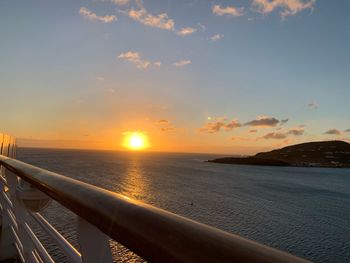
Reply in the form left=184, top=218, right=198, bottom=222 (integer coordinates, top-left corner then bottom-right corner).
left=200, top=121, right=225, bottom=133
left=280, top=118, right=289, bottom=125
left=79, top=7, right=117, bottom=23
left=262, top=132, right=287, bottom=139
left=157, top=119, right=169, bottom=124
left=308, top=102, right=319, bottom=109
left=225, top=120, right=242, bottom=130
left=107, top=88, right=116, bottom=94
left=111, top=0, right=130, bottom=5
left=156, top=119, right=176, bottom=132
left=153, top=61, right=161, bottom=67
left=200, top=116, right=293, bottom=134
left=95, top=76, right=105, bottom=81
left=210, top=34, right=224, bottom=41
left=212, top=5, right=244, bottom=17
left=286, top=127, right=304, bottom=136
left=200, top=119, right=241, bottom=133
left=244, top=116, right=280, bottom=127
left=324, top=129, right=341, bottom=135
left=173, top=60, right=191, bottom=67
left=262, top=127, right=304, bottom=139
left=118, top=51, right=160, bottom=69
left=160, top=127, right=175, bottom=132
left=252, top=0, right=316, bottom=19
left=122, top=2, right=175, bottom=31
left=177, top=27, right=197, bottom=36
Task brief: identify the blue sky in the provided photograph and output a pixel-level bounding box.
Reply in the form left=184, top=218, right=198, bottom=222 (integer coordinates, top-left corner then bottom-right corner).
left=1, top=0, right=349, bottom=153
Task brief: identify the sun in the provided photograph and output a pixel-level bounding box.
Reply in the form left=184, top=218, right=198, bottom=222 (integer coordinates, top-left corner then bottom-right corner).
left=123, top=132, right=149, bottom=151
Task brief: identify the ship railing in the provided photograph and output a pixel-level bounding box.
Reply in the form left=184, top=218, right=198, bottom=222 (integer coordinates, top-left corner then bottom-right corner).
left=0, top=133, right=309, bottom=263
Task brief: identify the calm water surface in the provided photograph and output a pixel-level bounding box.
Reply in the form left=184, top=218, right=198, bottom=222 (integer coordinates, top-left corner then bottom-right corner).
left=17, top=148, right=350, bottom=262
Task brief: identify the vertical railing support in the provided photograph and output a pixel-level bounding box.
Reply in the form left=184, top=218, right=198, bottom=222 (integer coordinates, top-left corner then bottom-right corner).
left=77, top=217, right=113, bottom=263
left=5, top=169, right=36, bottom=261
left=0, top=174, right=17, bottom=260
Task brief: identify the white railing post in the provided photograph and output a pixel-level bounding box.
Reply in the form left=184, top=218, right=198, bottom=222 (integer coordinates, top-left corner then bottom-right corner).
left=77, top=217, right=113, bottom=263
left=5, top=169, right=36, bottom=261
left=0, top=172, right=17, bottom=260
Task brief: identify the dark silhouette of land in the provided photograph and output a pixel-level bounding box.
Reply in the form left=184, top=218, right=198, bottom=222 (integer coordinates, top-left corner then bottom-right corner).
left=208, top=140, right=350, bottom=168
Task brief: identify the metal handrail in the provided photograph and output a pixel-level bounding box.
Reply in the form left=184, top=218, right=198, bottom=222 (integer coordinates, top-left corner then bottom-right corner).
left=0, top=155, right=309, bottom=262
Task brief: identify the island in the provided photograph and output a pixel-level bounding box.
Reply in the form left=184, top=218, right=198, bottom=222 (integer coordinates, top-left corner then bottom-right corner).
left=208, top=140, right=350, bottom=168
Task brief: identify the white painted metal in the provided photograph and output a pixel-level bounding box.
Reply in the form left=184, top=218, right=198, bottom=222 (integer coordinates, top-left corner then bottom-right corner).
left=1, top=133, right=114, bottom=263
left=33, top=250, right=45, bottom=263
left=24, top=223, right=55, bottom=263
left=0, top=174, right=7, bottom=186
left=14, top=242, right=25, bottom=263
left=2, top=191, right=13, bottom=209
left=30, top=250, right=42, bottom=263
left=77, top=217, right=113, bottom=263
left=10, top=225, right=22, bottom=251
left=30, top=213, right=82, bottom=263
left=6, top=169, right=37, bottom=262
left=0, top=171, right=17, bottom=260
left=6, top=208, right=17, bottom=230
left=0, top=164, right=101, bottom=263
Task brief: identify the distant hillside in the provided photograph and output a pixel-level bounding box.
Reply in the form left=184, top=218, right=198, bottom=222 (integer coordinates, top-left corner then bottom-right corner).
left=209, top=141, right=350, bottom=168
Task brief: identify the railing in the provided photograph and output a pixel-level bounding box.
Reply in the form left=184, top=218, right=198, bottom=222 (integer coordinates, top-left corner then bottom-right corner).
left=0, top=134, right=310, bottom=263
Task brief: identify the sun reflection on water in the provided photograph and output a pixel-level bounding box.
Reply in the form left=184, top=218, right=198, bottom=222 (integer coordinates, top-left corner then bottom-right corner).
left=120, top=155, right=149, bottom=201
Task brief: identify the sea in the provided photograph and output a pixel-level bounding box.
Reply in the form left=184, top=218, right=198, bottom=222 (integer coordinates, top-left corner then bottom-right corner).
left=16, top=148, right=350, bottom=263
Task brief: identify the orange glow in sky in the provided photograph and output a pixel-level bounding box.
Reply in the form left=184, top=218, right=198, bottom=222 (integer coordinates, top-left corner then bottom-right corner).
left=3, top=1, right=349, bottom=155
left=122, top=132, right=150, bottom=151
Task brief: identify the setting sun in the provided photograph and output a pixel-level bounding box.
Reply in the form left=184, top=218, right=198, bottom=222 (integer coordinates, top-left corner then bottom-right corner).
left=123, top=132, right=149, bottom=151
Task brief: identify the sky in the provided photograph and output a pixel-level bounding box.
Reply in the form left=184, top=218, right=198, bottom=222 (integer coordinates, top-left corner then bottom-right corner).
left=0, top=0, right=349, bottom=154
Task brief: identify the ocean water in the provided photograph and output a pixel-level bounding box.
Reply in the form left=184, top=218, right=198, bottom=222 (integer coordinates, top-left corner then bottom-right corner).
left=16, top=148, right=350, bottom=262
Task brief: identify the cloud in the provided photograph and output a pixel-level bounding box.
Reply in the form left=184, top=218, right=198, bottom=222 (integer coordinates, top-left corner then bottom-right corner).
left=156, top=119, right=176, bottom=132
left=200, top=121, right=225, bottom=133
left=177, top=27, right=197, bottom=36
left=121, top=2, right=197, bottom=36
left=244, top=116, right=280, bottom=127
left=173, top=60, right=191, bottom=67
left=107, top=88, right=116, bottom=94
left=160, top=127, right=175, bottom=132
left=286, top=128, right=304, bottom=136
left=252, top=0, right=316, bottom=18
left=210, top=34, right=224, bottom=41
left=95, top=76, right=105, bottom=81
left=111, top=0, right=130, bottom=5
left=158, top=119, right=169, bottom=124
left=200, top=116, right=291, bottom=134
left=324, top=129, right=341, bottom=135
left=262, top=126, right=304, bottom=139
left=224, top=120, right=242, bottom=130
left=118, top=51, right=159, bottom=69
left=79, top=7, right=117, bottom=23
left=262, top=132, right=287, bottom=139
left=200, top=119, right=241, bottom=133
left=280, top=118, right=289, bottom=125
left=308, top=102, right=318, bottom=109
left=153, top=61, right=161, bottom=67
left=122, top=3, right=175, bottom=31
left=212, top=5, right=244, bottom=16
